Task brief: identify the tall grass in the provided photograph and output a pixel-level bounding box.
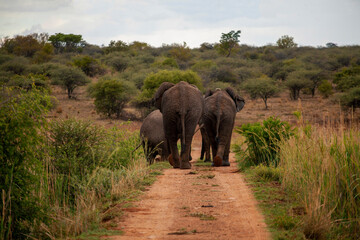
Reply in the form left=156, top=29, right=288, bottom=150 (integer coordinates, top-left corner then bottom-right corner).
left=280, top=127, right=360, bottom=239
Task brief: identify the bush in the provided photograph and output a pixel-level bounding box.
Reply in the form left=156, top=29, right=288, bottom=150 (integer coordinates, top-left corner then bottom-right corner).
left=0, top=87, right=52, bottom=239
left=1, top=56, right=29, bottom=75
left=138, top=69, right=203, bottom=105
left=88, top=77, right=137, bottom=118
left=339, top=87, right=360, bottom=109
left=7, top=73, right=49, bottom=90
left=51, top=65, right=90, bottom=98
left=103, top=55, right=128, bottom=72
left=234, top=116, right=294, bottom=168
left=72, top=55, right=105, bottom=77
left=318, top=80, right=333, bottom=98
left=161, top=57, right=179, bottom=68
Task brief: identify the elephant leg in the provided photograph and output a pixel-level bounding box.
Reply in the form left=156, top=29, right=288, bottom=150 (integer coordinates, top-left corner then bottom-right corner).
left=168, top=138, right=180, bottom=168
left=179, top=120, right=197, bottom=169
left=222, top=141, right=231, bottom=166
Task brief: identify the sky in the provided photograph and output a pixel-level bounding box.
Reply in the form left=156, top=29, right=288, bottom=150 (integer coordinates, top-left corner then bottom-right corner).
left=0, top=0, right=359, bottom=48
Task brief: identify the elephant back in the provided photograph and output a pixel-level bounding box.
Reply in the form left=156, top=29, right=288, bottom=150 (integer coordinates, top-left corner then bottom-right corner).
left=140, top=110, right=165, bottom=145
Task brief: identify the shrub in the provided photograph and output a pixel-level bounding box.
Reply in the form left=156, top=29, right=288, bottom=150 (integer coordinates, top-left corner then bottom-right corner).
left=318, top=80, right=333, bottom=98
left=138, top=69, right=203, bottom=105
left=235, top=116, right=294, bottom=168
left=0, top=87, right=52, bottom=239
left=339, top=87, right=360, bottom=109
left=88, top=77, right=137, bottom=118
left=161, top=57, right=179, bottom=68
left=72, top=55, right=105, bottom=77
left=50, top=65, right=90, bottom=98
left=103, top=55, right=128, bottom=72
left=1, top=56, right=29, bottom=75
left=7, top=73, right=49, bottom=90
left=0, top=54, right=13, bottom=65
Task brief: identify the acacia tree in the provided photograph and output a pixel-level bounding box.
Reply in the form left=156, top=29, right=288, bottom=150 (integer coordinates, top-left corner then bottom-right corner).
left=276, top=35, right=297, bottom=49
left=285, top=71, right=312, bottom=100
left=51, top=66, right=90, bottom=98
left=217, top=30, right=241, bottom=57
left=243, top=76, right=280, bottom=109
left=48, top=33, right=84, bottom=53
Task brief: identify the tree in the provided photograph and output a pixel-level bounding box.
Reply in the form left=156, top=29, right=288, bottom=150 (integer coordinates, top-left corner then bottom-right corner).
left=168, top=42, right=192, bottom=62
left=285, top=71, right=312, bottom=100
left=105, top=40, right=129, bottom=53
left=138, top=69, right=203, bottom=105
left=339, top=87, right=360, bottom=109
left=50, top=66, right=90, bottom=98
left=303, top=69, right=326, bottom=97
left=326, top=42, right=337, bottom=48
left=243, top=76, right=280, bottom=109
left=88, top=78, right=137, bottom=118
left=72, top=55, right=104, bottom=77
left=217, top=30, right=241, bottom=57
left=1, top=34, right=42, bottom=57
left=276, top=35, right=297, bottom=49
left=48, top=33, right=84, bottom=53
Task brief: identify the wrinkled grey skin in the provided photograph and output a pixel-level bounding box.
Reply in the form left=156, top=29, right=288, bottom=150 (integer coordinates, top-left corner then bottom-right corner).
left=140, top=110, right=169, bottom=164
left=154, top=81, right=204, bottom=169
left=202, top=88, right=245, bottom=167
left=200, top=120, right=211, bottom=162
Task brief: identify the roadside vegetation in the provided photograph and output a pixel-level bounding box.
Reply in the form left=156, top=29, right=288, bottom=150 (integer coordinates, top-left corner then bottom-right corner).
left=1, top=31, right=360, bottom=239
left=234, top=114, right=360, bottom=239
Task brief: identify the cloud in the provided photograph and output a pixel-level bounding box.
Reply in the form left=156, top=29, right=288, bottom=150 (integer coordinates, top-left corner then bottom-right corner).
left=0, top=0, right=72, bottom=12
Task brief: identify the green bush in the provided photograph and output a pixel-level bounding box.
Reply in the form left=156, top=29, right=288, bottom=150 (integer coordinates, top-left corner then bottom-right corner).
left=7, top=73, right=49, bottom=90
left=50, top=65, right=90, bottom=98
left=161, top=57, right=179, bottom=68
left=72, top=55, right=105, bottom=77
left=139, top=69, right=203, bottom=103
left=235, top=116, right=294, bottom=168
left=0, top=87, right=52, bottom=239
left=0, top=54, right=13, bottom=65
left=1, top=56, right=29, bottom=75
left=339, top=87, right=360, bottom=109
left=318, top=80, right=333, bottom=98
left=102, top=54, right=128, bottom=72
left=88, top=77, right=137, bottom=118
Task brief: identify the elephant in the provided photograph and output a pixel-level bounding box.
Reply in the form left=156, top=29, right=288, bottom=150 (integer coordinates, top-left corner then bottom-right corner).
left=140, top=110, right=169, bottom=164
left=154, top=81, right=204, bottom=169
left=202, top=88, right=245, bottom=167
left=200, top=122, right=211, bottom=162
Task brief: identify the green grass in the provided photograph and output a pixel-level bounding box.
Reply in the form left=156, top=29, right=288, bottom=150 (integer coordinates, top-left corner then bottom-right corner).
left=240, top=165, right=305, bottom=240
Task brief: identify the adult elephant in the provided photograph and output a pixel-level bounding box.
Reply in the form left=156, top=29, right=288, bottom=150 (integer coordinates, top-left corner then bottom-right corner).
left=154, top=81, right=204, bottom=169
left=202, top=88, right=245, bottom=167
left=140, top=110, right=169, bottom=164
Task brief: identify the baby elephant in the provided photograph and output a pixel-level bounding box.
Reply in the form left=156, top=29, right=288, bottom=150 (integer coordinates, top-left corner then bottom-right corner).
left=202, top=88, right=245, bottom=167
left=140, top=110, right=169, bottom=164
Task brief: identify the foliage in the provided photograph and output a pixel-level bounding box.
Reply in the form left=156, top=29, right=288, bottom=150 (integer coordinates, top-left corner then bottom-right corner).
left=161, top=57, right=179, bottom=68
left=138, top=69, right=203, bottom=105
left=88, top=77, right=137, bottom=118
left=285, top=70, right=313, bottom=100
left=168, top=42, right=192, bottom=62
left=72, top=55, right=105, bottom=77
left=33, top=43, right=54, bottom=63
left=234, top=117, right=294, bottom=168
left=317, top=80, right=333, bottom=98
left=333, top=65, right=360, bottom=92
left=103, top=54, right=128, bottom=72
left=1, top=34, right=44, bottom=57
left=50, top=65, right=90, bottom=98
left=242, top=76, right=280, bottom=109
left=339, top=87, right=360, bottom=109
left=1, top=56, right=29, bottom=75
left=0, top=87, right=52, bottom=239
left=105, top=40, right=129, bottom=53
left=280, top=127, right=360, bottom=239
left=276, top=35, right=297, bottom=49
left=49, top=33, right=84, bottom=53
left=217, top=30, right=241, bottom=57
left=7, top=73, right=49, bottom=90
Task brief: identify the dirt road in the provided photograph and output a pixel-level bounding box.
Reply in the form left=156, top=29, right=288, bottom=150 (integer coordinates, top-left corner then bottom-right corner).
left=106, top=132, right=270, bottom=240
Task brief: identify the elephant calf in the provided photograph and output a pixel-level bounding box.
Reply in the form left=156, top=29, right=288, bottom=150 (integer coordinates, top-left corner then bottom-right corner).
left=140, top=110, right=169, bottom=164
left=203, top=88, right=245, bottom=166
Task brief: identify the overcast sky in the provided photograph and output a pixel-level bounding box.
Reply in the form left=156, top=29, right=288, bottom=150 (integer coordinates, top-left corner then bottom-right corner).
left=0, top=0, right=359, bottom=48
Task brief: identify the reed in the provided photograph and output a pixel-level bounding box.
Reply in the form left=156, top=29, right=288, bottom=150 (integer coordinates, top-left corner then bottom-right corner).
left=280, top=126, right=360, bottom=239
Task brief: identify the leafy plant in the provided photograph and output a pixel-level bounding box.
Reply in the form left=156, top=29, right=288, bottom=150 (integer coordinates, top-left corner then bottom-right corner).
left=88, top=77, right=137, bottom=118
left=235, top=117, right=294, bottom=167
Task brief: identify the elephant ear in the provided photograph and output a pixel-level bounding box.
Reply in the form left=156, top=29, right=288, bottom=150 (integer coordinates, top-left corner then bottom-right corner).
left=225, top=87, right=245, bottom=112
left=204, top=89, right=215, bottom=98
left=153, top=82, right=175, bottom=111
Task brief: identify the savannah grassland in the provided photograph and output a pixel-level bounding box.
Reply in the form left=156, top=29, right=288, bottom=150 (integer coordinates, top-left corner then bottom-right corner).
left=1, top=34, right=360, bottom=239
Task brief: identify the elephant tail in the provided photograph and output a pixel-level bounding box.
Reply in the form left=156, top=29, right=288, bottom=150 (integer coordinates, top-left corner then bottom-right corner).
left=180, top=112, right=186, bottom=152
left=215, top=110, right=221, bottom=144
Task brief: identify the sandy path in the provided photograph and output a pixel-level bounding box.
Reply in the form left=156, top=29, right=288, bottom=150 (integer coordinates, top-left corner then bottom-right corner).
left=106, top=132, right=270, bottom=240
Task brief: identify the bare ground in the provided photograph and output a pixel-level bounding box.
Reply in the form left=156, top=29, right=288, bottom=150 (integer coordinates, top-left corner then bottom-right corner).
left=105, top=132, right=270, bottom=240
